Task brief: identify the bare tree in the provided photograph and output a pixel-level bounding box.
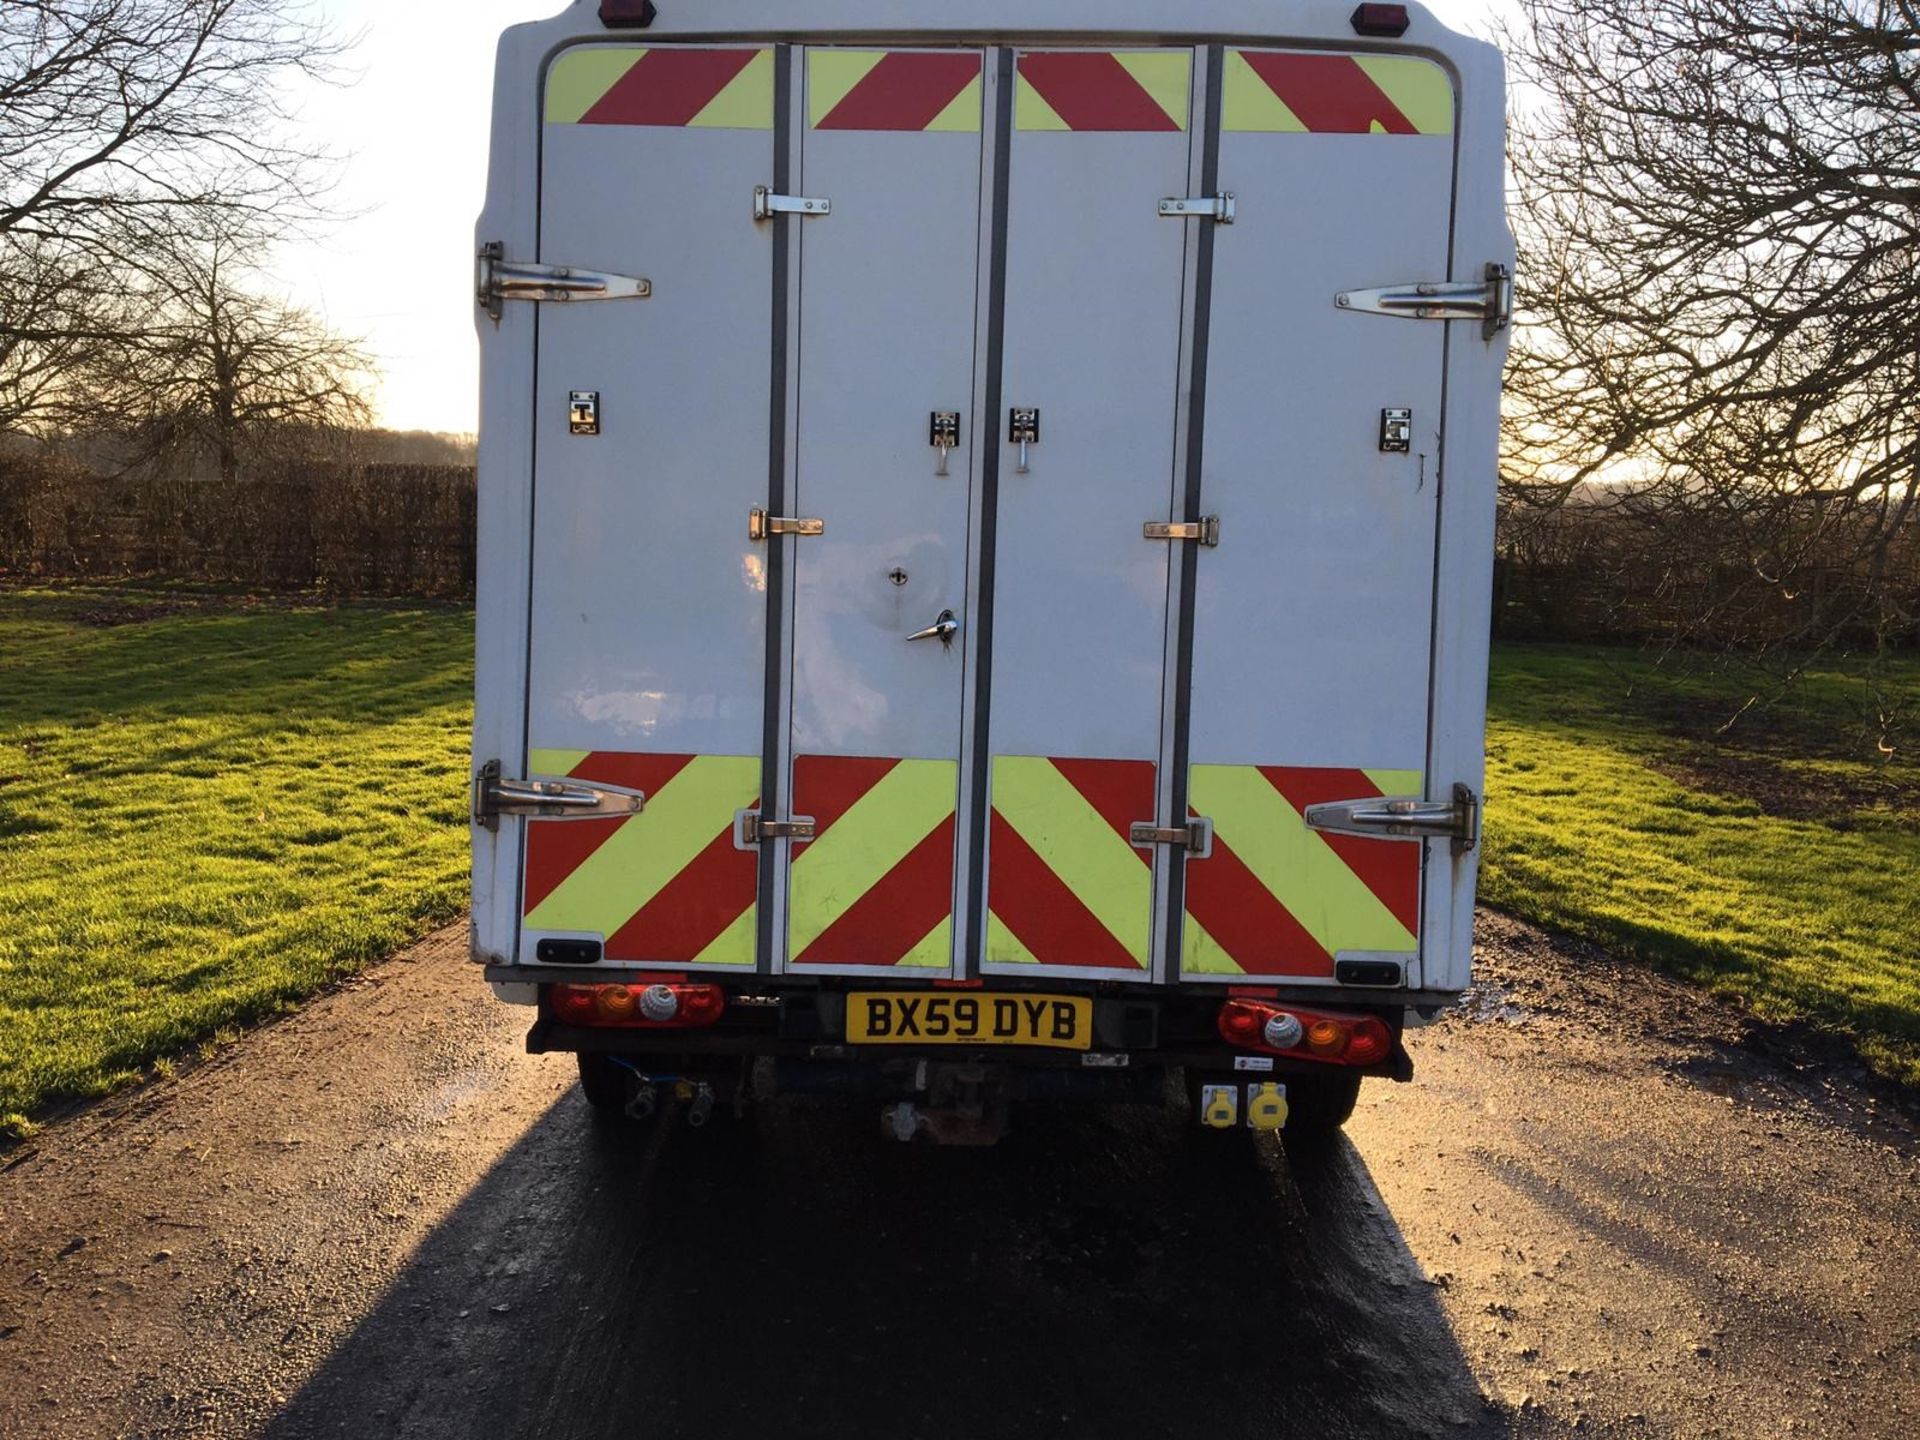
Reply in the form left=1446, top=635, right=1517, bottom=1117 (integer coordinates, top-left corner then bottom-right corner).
left=92, top=221, right=371, bottom=484
left=1501, top=0, right=1920, bottom=666
left=0, top=0, right=345, bottom=430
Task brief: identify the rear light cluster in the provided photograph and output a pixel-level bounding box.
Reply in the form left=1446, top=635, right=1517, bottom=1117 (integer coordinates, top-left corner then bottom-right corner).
left=551, top=983, right=724, bottom=1029
left=1217, top=999, right=1393, bottom=1066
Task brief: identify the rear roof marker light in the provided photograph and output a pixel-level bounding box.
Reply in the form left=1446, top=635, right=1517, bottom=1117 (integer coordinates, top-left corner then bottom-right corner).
left=599, top=0, right=658, bottom=28
left=1351, top=3, right=1412, bottom=37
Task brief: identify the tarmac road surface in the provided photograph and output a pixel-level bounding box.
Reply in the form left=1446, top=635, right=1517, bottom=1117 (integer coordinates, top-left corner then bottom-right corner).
left=0, top=914, right=1914, bottom=1439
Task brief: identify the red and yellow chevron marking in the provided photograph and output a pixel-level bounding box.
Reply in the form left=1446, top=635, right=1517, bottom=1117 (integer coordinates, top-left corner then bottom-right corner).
left=522, top=749, right=761, bottom=968
left=986, top=756, right=1156, bottom=972
left=545, top=46, right=774, bottom=129
left=809, top=50, right=984, bottom=132
left=787, top=756, right=957, bottom=969
left=1223, top=50, right=1453, bottom=135
left=1183, top=765, right=1423, bottom=978
left=1015, top=51, right=1191, bottom=132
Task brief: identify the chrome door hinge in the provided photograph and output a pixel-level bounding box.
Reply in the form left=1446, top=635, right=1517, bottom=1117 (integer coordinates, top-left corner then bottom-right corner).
left=1304, top=783, right=1479, bottom=855
left=1144, top=517, right=1221, bottom=547
left=748, top=508, right=824, bottom=541
left=754, top=187, right=831, bottom=220
left=1334, top=262, right=1513, bottom=341
left=476, top=243, right=652, bottom=322
left=1130, top=819, right=1214, bottom=854
left=1158, top=193, right=1236, bottom=224
left=472, top=759, right=647, bottom=832
left=741, top=813, right=817, bottom=844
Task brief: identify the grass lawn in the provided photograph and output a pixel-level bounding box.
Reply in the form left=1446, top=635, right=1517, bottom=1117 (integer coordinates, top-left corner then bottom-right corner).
left=0, top=586, right=472, bottom=1137
left=1, top=584, right=1914, bottom=1136
left=1484, top=644, right=1920, bottom=1085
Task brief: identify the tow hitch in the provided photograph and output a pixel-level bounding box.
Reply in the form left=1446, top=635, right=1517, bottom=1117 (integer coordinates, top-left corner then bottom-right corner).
left=881, top=1063, right=1009, bottom=1146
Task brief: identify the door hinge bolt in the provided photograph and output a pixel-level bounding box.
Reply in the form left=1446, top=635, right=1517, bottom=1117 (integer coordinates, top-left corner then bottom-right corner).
left=1158, top=193, right=1236, bottom=224
left=741, top=813, right=817, bottom=844
left=754, top=187, right=831, bottom=220
left=1130, top=819, right=1214, bottom=854
left=472, top=759, right=646, bottom=831
left=1143, top=517, right=1220, bottom=547
left=1303, top=782, right=1479, bottom=855
left=749, top=508, right=825, bottom=541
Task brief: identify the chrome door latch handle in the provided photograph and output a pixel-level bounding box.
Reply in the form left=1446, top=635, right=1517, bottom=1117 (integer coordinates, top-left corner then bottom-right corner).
left=907, top=609, right=960, bottom=644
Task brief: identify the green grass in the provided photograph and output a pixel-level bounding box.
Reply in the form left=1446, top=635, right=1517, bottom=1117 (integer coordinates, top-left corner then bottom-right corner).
left=0, top=586, right=472, bottom=1137
left=2, top=585, right=1915, bottom=1135
left=1483, top=644, right=1920, bottom=1085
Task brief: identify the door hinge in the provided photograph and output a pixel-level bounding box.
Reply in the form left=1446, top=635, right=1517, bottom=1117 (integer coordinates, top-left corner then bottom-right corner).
left=1158, top=193, right=1236, bottom=224
left=472, top=759, right=646, bottom=832
left=475, top=242, right=651, bottom=322
left=1130, top=819, right=1214, bottom=854
left=1334, top=262, right=1513, bottom=340
left=1303, top=782, right=1479, bottom=855
left=754, top=187, right=831, bottom=220
left=748, top=508, right=824, bottom=541
left=1144, top=517, right=1221, bottom=547
left=741, top=813, right=817, bottom=844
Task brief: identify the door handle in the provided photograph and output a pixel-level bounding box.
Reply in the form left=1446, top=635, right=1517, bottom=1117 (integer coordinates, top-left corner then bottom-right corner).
left=907, top=609, right=960, bottom=644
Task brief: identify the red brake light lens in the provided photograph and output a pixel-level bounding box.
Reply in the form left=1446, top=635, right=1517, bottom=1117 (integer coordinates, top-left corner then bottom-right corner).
left=1350, top=4, right=1411, bottom=37
left=1216, top=999, right=1394, bottom=1067
left=599, top=0, right=658, bottom=28
left=550, top=983, right=725, bottom=1029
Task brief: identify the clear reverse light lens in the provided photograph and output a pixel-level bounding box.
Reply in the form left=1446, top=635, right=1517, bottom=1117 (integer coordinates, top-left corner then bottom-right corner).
left=1263, top=1013, right=1305, bottom=1049
left=638, top=984, right=680, bottom=1022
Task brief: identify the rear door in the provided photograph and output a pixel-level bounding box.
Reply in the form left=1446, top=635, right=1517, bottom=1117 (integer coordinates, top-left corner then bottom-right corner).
left=1178, top=48, right=1458, bottom=986
left=779, top=48, right=989, bottom=977
left=519, top=45, right=777, bottom=972
left=981, top=49, right=1198, bottom=981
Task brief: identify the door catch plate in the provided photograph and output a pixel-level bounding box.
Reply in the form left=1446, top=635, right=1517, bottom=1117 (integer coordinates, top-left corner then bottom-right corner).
left=1009, top=408, right=1040, bottom=474
left=754, top=187, right=831, bottom=220
left=1130, top=819, right=1214, bottom=855
left=930, top=412, right=960, bottom=475
left=569, top=391, right=601, bottom=436
left=1304, top=782, right=1479, bottom=855
left=1144, top=517, right=1221, bottom=547
left=1158, top=193, right=1236, bottom=224
left=473, top=759, right=646, bottom=832
left=749, top=508, right=825, bottom=541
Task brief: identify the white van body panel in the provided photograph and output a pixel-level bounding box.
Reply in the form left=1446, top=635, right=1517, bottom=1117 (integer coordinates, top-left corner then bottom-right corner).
left=473, top=1, right=1510, bottom=1002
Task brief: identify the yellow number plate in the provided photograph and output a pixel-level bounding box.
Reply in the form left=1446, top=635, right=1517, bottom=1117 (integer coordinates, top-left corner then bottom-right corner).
left=846, top=993, right=1093, bottom=1050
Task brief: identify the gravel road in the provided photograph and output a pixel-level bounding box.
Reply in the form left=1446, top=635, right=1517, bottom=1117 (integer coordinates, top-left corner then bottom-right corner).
left=1, top=915, right=1914, bottom=1439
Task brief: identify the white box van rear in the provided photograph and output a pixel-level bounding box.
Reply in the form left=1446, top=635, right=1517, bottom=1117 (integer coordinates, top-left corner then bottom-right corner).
left=471, top=0, right=1511, bottom=1140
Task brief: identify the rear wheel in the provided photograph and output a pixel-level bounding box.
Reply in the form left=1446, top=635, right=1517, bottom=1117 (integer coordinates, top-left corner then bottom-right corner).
left=576, top=1052, right=633, bottom=1112
left=1282, top=1071, right=1362, bottom=1134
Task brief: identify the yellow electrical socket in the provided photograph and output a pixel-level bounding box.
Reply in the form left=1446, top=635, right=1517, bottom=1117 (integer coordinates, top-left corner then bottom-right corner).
left=1246, top=1082, right=1289, bottom=1131
left=1200, top=1083, right=1240, bottom=1129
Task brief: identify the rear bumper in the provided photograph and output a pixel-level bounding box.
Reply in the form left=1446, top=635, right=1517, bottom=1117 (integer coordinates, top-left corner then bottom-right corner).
left=516, top=981, right=1416, bottom=1084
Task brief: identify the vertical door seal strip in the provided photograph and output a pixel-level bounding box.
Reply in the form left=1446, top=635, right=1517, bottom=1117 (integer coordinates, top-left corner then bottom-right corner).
left=756, top=43, right=795, bottom=975
left=1162, top=45, right=1226, bottom=980
left=960, top=47, right=1017, bottom=980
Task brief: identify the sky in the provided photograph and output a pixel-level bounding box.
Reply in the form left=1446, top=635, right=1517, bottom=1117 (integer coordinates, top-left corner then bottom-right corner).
left=278, top=0, right=1500, bottom=435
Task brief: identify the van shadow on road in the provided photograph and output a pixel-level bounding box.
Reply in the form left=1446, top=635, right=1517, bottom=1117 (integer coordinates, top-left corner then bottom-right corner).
left=263, top=1091, right=1507, bottom=1440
